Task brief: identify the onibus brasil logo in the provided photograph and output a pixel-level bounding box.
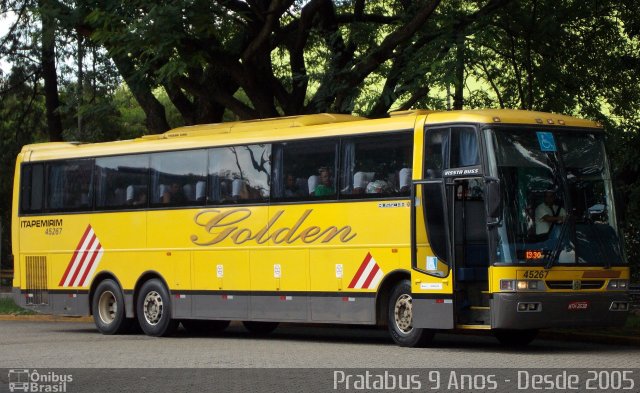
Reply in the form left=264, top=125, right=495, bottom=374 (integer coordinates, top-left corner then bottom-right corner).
left=7, top=369, right=73, bottom=392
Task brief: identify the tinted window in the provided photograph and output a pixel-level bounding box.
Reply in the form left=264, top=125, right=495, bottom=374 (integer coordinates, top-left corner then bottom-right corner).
left=20, top=164, right=45, bottom=214
left=424, top=182, right=448, bottom=263
left=208, top=145, right=271, bottom=204
left=271, top=139, right=337, bottom=200
left=425, top=130, right=448, bottom=179
left=425, top=127, right=479, bottom=178
left=95, top=154, right=149, bottom=209
left=450, top=127, right=479, bottom=168
left=340, top=133, right=412, bottom=197
left=46, top=160, right=94, bottom=212
left=150, top=150, right=207, bottom=206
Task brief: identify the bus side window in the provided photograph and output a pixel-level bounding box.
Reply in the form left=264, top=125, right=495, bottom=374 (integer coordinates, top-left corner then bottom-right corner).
left=208, top=144, right=271, bottom=205
left=150, top=149, right=207, bottom=207
left=20, top=164, right=45, bottom=214
left=271, top=139, right=337, bottom=201
left=45, top=159, right=94, bottom=212
left=425, top=131, right=447, bottom=179
left=450, top=127, right=479, bottom=168
left=339, top=133, right=412, bottom=197
left=95, top=154, right=149, bottom=210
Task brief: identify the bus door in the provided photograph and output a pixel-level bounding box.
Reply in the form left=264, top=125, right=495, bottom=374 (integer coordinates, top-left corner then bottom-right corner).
left=416, top=126, right=490, bottom=327
left=449, top=177, right=490, bottom=326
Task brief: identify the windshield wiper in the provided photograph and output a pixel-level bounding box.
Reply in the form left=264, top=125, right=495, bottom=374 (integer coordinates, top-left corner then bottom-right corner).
left=544, top=214, right=572, bottom=269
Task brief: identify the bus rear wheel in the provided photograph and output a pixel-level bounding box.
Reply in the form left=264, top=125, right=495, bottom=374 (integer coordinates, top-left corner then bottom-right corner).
left=136, top=279, right=179, bottom=337
left=182, top=320, right=230, bottom=335
left=387, top=279, right=434, bottom=347
left=242, top=321, right=279, bottom=335
left=92, top=279, right=131, bottom=335
left=494, top=329, right=538, bottom=347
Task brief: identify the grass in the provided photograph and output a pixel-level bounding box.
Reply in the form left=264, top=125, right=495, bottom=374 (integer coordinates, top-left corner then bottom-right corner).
left=0, top=297, right=36, bottom=315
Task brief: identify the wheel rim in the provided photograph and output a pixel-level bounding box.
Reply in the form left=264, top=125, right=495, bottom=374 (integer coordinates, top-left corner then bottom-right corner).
left=394, top=293, right=413, bottom=334
left=98, top=290, right=117, bottom=325
left=143, top=291, right=164, bottom=326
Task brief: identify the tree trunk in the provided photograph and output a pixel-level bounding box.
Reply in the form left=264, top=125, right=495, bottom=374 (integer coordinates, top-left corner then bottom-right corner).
left=40, top=0, right=63, bottom=142
left=77, top=33, right=84, bottom=135
left=453, top=33, right=465, bottom=110
left=111, top=54, right=170, bottom=134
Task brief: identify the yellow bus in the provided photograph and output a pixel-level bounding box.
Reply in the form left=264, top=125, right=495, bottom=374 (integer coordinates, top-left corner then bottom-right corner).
left=11, top=109, right=630, bottom=347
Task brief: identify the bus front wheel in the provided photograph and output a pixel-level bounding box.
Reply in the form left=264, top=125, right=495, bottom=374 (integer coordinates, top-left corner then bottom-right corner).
left=92, top=279, right=131, bottom=335
left=136, top=279, right=179, bottom=337
left=387, top=279, right=434, bottom=347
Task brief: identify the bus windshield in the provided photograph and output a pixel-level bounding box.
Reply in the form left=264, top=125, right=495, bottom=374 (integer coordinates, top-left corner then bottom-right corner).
left=485, top=127, right=625, bottom=266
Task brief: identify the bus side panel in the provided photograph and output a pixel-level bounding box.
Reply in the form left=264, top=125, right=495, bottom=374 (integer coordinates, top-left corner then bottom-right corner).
left=268, top=201, right=410, bottom=324
left=191, top=250, right=250, bottom=320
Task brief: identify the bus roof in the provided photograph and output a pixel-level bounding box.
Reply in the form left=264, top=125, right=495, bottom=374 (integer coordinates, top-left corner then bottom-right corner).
left=21, top=109, right=601, bottom=161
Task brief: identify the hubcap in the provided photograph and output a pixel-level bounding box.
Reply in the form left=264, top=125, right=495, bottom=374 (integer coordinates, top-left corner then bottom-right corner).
left=98, top=290, right=117, bottom=325
left=143, top=291, right=164, bottom=325
left=394, top=294, right=413, bottom=334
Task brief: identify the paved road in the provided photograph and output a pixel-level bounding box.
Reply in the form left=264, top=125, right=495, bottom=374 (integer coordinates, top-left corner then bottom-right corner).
left=1, top=320, right=639, bottom=369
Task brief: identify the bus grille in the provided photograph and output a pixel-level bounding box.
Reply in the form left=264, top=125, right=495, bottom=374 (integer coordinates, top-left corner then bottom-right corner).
left=25, top=256, right=48, bottom=305
left=545, top=280, right=604, bottom=290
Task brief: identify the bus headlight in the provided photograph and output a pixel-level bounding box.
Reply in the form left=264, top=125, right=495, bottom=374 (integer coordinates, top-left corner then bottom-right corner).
left=500, top=280, right=544, bottom=291
left=607, top=280, right=629, bottom=290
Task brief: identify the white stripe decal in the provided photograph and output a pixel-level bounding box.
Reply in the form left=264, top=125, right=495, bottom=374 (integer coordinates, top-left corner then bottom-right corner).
left=369, top=268, right=384, bottom=289
left=63, top=228, right=95, bottom=287
left=71, top=237, right=100, bottom=287
left=80, top=247, right=104, bottom=287
left=354, top=258, right=376, bottom=289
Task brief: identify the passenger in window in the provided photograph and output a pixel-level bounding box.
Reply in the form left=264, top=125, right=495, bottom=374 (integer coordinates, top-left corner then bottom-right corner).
left=313, top=167, right=335, bottom=197
left=284, top=174, right=300, bottom=197
left=133, top=190, right=147, bottom=206
left=162, top=182, right=186, bottom=204
left=366, top=171, right=392, bottom=194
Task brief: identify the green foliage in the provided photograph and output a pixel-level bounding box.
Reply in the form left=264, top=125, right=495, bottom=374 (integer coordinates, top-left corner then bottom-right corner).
left=0, top=298, right=35, bottom=315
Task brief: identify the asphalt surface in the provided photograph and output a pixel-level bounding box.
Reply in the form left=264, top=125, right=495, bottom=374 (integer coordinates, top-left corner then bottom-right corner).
left=1, top=320, right=640, bottom=369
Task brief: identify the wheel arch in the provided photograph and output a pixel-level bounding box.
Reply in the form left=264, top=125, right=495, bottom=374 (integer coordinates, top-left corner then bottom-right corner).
left=375, top=269, right=411, bottom=327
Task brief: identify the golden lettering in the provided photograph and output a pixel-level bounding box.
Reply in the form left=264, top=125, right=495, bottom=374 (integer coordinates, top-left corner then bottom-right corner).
left=191, top=208, right=357, bottom=246
left=299, top=226, right=321, bottom=243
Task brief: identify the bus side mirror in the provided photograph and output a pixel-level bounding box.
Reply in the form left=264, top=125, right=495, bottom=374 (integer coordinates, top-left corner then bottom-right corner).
left=485, top=177, right=502, bottom=221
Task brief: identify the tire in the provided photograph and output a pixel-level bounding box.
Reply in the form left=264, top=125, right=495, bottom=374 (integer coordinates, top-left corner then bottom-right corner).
left=387, top=279, right=434, bottom=347
left=92, top=279, right=131, bottom=335
left=182, top=320, right=230, bottom=336
left=136, top=279, right=179, bottom=337
left=494, top=329, right=538, bottom=347
left=242, top=321, right=279, bottom=335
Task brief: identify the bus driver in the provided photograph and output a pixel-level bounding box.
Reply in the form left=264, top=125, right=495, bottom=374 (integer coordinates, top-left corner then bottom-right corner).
left=535, top=190, right=566, bottom=236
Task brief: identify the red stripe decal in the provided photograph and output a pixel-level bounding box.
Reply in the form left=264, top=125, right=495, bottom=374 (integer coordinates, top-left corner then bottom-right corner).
left=78, top=243, right=102, bottom=286
left=68, top=234, right=97, bottom=286
left=348, top=253, right=372, bottom=288
left=58, top=225, right=92, bottom=286
left=361, top=263, right=380, bottom=289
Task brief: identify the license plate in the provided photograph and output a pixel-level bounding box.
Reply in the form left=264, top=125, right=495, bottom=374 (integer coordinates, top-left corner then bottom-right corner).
left=568, top=301, right=589, bottom=310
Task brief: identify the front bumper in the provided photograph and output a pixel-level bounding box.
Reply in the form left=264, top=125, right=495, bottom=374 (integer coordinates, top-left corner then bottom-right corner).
left=491, top=292, right=629, bottom=329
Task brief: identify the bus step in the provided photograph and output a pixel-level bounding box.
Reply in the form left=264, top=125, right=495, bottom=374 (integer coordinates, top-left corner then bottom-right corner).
left=456, top=324, right=491, bottom=330
left=458, top=307, right=489, bottom=325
